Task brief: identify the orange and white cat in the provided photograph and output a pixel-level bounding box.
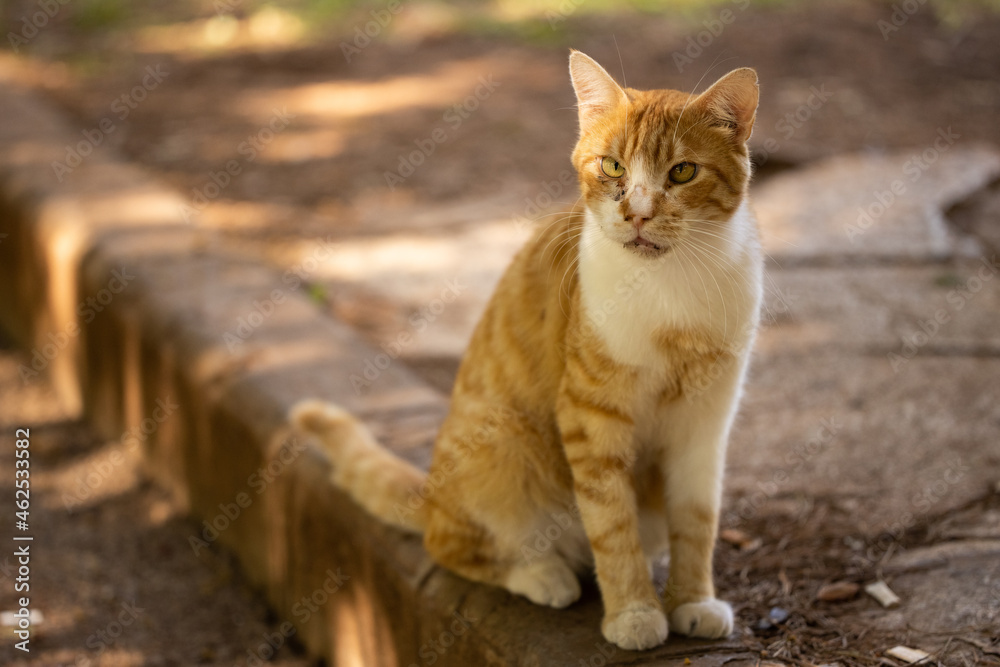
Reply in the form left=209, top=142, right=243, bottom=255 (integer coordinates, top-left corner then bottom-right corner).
left=292, top=50, right=762, bottom=650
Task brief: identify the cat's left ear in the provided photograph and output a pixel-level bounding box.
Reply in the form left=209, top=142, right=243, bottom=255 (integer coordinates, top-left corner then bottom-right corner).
left=696, top=68, right=758, bottom=143
left=569, top=50, right=628, bottom=134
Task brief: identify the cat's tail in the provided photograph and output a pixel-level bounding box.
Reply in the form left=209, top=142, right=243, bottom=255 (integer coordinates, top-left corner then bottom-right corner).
left=289, top=400, right=427, bottom=533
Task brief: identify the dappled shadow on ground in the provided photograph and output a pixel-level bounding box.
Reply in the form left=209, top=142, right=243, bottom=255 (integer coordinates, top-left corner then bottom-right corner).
left=0, top=331, right=314, bottom=667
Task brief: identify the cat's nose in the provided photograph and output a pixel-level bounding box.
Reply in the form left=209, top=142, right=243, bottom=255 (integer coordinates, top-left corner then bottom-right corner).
left=626, top=213, right=651, bottom=229
left=625, top=185, right=654, bottom=228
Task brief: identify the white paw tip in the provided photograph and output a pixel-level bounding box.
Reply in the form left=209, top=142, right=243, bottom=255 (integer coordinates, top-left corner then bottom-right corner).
left=289, top=400, right=352, bottom=433
left=669, top=598, right=734, bottom=639
left=602, top=605, right=668, bottom=651
left=505, top=561, right=581, bottom=609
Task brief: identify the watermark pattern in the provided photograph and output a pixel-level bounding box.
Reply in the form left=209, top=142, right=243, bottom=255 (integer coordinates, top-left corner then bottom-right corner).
left=188, top=436, right=308, bottom=555
left=518, top=450, right=640, bottom=564
left=340, top=0, right=406, bottom=62
left=724, top=417, right=842, bottom=527
left=754, top=83, right=835, bottom=169
left=241, top=567, right=349, bottom=666
left=62, top=397, right=180, bottom=511
left=856, top=455, right=968, bottom=568
left=671, top=0, right=751, bottom=73
left=887, top=254, right=998, bottom=373
left=74, top=600, right=145, bottom=667
left=242, top=623, right=296, bottom=667
left=973, top=578, right=1000, bottom=627
left=18, top=267, right=135, bottom=383
left=11, top=428, right=33, bottom=653
left=213, top=0, right=244, bottom=15
left=545, top=0, right=587, bottom=29
left=406, top=611, right=477, bottom=666
left=510, top=170, right=577, bottom=233
left=775, top=85, right=833, bottom=139
left=6, top=0, right=73, bottom=53
left=844, top=126, right=960, bottom=243
left=393, top=406, right=509, bottom=524
left=179, top=107, right=296, bottom=223
left=586, top=254, right=672, bottom=330
left=383, top=75, right=501, bottom=190
left=223, top=235, right=335, bottom=352
left=51, top=66, right=170, bottom=182
left=877, top=0, right=929, bottom=40
left=519, top=509, right=579, bottom=563
left=291, top=568, right=350, bottom=623
left=681, top=320, right=755, bottom=403
left=349, top=277, right=467, bottom=394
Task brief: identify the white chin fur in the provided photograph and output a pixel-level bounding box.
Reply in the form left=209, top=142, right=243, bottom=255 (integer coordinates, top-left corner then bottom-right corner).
left=577, top=200, right=762, bottom=368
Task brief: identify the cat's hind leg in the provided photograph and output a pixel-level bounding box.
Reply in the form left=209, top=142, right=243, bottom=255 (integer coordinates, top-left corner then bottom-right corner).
left=423, top=499, right=582, bottom=608
left=422, top=402, right=585, bottom=608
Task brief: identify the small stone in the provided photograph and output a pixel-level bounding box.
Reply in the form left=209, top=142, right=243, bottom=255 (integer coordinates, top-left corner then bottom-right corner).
left=768, top=606, right=790, bottom=624
left=719, top=528, right=762, bottom=551
left=816, top=581, right=860, bottom=602
left=843, top=536, right=865, bottom=551
left=865, top=580, right=901, bottom=608
left=886, top=645, right=930, bottom=663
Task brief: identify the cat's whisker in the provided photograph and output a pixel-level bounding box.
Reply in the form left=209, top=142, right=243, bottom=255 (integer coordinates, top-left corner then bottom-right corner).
left=675, top=234, right=743, bottom=290
left=541, top=213, right=585, bottom=259
left=677, top=235, right=764, bottom=333
left=677, top=240, right=731, bottom=339
left=541, top=224, right=583, bottom=284
left=529, top=204, right=585, bottom=227
left=683, top=218, right=801, bottom=251
left=548, top=234, right=588, bottom=278
left=528, top=210, right=583, bottom=220
left=684, top=223, right=792, bottom=278
left=613, top=35, right=628, bottom=88
left=671, top=242, right=717, bottom=325
left=677, top=233, right=748, bottom=317
left=684, top=237, right=785, bottom=323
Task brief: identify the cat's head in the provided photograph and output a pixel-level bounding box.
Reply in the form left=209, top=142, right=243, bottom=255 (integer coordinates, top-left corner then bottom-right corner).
left=569, top=50, right=758, bottom=259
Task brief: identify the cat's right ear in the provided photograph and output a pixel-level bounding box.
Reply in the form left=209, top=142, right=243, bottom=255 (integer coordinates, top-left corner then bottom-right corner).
left=569, top=50, right=627, bottom=134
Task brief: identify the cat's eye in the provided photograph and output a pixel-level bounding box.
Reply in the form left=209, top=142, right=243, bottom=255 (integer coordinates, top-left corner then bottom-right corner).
left=669, top=162, right=698, bottom=184
left=600, top=157, right=625, bottom=178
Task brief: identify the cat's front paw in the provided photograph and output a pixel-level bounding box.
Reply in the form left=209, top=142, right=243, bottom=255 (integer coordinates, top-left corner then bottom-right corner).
left=668, top=598, right=733, bottom=639
left=505, top=559, right=581, bottom=608
left=602, top=603, right=668, bottom=651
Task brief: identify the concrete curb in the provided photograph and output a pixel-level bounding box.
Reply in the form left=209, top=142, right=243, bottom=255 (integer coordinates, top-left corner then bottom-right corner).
left=0, top=59, right=756, bottom=665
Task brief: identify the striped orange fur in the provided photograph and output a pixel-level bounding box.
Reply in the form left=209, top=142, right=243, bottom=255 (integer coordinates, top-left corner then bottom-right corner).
left=292, top=50, right=763, bottom=651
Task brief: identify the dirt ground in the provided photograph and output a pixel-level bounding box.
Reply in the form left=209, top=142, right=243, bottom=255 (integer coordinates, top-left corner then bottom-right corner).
left=3, top=0, right=1000, bottom=665
left=714, top=488, right=1000, bottom=665
left=0, top=331, right=315, bottom=666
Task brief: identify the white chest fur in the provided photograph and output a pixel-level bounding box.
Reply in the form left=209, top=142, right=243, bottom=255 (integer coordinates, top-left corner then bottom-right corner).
left=578, top=201, right=763, bottom=369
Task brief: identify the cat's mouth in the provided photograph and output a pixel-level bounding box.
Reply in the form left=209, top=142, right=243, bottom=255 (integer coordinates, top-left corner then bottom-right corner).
left=625, top=234, right=669, bottom=257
